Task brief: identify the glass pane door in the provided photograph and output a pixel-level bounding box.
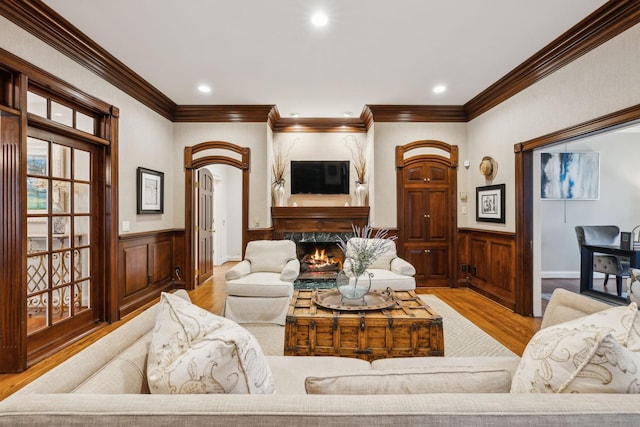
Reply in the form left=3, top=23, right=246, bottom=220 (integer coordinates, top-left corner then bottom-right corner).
left=26, top=136, right=93, bottom=334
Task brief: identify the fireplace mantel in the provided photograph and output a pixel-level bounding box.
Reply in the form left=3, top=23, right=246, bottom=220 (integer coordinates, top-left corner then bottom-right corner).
left=271, top=206, right=369, bottom=237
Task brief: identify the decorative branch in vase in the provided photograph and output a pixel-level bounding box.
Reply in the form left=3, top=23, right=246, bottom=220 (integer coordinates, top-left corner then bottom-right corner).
left=271, top=139, right=293, bottom=206
left=344, top=135, right=368, bottom=206
left=336, top=224, right=397, bottom=300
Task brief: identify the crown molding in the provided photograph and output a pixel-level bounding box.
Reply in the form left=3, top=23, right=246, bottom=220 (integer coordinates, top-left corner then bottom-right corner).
left=365, top=105, right=467, bottom=122
left=2, top=0, right=639, bottom=127
left=0, top=0, right=177, bottom=121
left=465, top=0, right=640, bottom=120
left=173, top=105, right=276, bottom=123
left=271, top=117, right=367, bottom=133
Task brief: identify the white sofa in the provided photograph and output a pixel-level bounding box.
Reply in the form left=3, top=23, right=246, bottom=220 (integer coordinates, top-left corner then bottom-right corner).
left=2, top=289, right=640, bottom=426
left=344, top=237, right=416, bottom=291
left=224, top=240, right=300, bottom=325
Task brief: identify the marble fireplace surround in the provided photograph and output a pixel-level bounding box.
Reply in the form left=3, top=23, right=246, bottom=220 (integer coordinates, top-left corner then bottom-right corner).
left=271, top=206, right=369, bottom=288
left=285, top=232, right=353, bottom=288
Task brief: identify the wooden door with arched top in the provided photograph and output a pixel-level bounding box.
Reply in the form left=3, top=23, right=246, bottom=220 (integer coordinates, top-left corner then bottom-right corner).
left=396, top=140, right=458, bottom=288
left=184, top=141, right=250, bottom=290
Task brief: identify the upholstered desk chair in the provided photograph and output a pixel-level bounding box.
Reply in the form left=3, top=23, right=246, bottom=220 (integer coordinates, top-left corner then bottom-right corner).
left=575, top=225, right=630, bottom=296
left=344, top=238, right=416, bottom=291
left=224, top=240, right=300, bottom=325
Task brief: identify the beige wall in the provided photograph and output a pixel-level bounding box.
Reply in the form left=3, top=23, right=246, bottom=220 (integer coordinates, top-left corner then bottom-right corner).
left=0, top=15, right=176, bottom=235
left=371, top=122, right=468, bottom=228
left=466, top=22, right=640, bottom=315
left=3, top=13, right=640, bottom=279
left=172, top=123, right=270, bottom=228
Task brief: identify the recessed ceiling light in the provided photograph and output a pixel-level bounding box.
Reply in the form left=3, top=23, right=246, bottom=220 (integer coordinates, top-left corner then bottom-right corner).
left=433, top=85, right=447, bottom=94
left=343, top=112, right=353, bottom=117
left=311, top=12, right=328, bottom=27
left=198, top=84, right=212, bottom=94
left=290, top=112, right=300, bottom=118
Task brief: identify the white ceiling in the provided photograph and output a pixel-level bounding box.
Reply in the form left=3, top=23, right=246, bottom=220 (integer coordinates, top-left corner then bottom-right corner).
left=43, top=0, right=607, bottom=118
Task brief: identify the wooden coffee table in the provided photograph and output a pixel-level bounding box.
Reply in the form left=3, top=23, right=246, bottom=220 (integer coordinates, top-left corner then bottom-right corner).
left=284, top=289, right=444, bottom=361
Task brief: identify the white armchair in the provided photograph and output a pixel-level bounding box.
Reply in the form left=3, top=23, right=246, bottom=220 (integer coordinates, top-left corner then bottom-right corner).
left=345, top=238, right=416, bottom=291
left=224, top=240, right=300, bottom=325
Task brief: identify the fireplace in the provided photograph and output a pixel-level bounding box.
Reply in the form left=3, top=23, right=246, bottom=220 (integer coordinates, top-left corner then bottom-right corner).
left=271, top=207, right=369, bottom=289
left=284, top=231, right=353, bottom=288
left=297, top=242, right=343, bottom=280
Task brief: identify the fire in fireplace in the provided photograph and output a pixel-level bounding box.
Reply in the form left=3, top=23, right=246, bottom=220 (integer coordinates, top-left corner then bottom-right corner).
left=297, top=242, right=343, bottom=279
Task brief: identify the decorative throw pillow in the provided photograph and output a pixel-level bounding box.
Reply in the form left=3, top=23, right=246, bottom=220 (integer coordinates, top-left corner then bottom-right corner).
left=628, top=268, right=640, bottom=306
left=305, top=368, right=512, bottom=394
left=555, top=302, right=640, bottom=351
left=147, top=292, right=275, bottom=394
left=511, top=324, right=640, bottom=393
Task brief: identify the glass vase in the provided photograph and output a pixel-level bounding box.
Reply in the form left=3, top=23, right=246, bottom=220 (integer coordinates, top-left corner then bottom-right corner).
left=335, top=269, right=373, bottom=303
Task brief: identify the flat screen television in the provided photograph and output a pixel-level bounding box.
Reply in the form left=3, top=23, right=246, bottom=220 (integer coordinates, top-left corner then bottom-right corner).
left=290, top=160, right=350, bottom=194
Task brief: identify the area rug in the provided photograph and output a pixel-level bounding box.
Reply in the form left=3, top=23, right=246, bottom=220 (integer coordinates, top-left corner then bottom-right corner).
left=244, top=294, right=516, bottom=357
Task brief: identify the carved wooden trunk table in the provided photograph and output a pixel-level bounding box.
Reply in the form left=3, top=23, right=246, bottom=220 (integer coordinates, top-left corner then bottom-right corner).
left=284, top=289, right=444, bottom=361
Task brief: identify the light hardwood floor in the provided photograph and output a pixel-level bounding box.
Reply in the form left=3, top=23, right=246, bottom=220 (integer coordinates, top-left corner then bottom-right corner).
left=0, top=263, right=542, bottom=400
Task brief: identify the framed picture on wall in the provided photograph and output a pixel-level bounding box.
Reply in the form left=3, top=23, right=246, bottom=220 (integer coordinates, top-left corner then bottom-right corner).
left=476, top=184, right=505, bottom=223
left=137, top=167, right=164, bottom=214
left=540, top=152, right=599, bottom=200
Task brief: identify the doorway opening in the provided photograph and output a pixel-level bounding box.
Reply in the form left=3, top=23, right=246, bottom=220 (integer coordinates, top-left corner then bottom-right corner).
left=516, top=104, right=640, bottom=317
left=183, top=141, right=250, bottom=290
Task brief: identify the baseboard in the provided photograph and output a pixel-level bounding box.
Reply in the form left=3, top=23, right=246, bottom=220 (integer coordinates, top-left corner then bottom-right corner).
left=541, top=271, right=606, bottom=279
left=216, top=255, right=242, bottom=266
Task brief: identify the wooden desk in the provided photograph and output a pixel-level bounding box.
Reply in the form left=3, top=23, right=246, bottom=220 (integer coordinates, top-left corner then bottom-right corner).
left=284, top=289, right=444, bottom=361
left=580, top=244, right=640, bottom=303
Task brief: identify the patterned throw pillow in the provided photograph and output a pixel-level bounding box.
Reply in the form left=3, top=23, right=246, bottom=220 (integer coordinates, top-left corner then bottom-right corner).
left=556, top=302, right=640, bottom=351
left=511, top=324, right=640, bottom=393
left=628, top=268, right=640, bottom=306
left=147, top=292, right=275, bottom=394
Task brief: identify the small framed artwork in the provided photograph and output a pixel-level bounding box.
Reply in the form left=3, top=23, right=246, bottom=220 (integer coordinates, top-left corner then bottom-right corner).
left=137, top=167, right=164, bottom=214
left=476, top=184, right=505, bottom=223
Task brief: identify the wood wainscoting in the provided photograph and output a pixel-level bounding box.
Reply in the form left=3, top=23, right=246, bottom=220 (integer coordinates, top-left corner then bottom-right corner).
left=118, top=229, right=185, bottom=317
left=457, top=228, right=517, bottom=311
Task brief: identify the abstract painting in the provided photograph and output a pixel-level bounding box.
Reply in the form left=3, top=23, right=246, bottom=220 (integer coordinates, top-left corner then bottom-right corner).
left=540, top=152, right=599, bottom=200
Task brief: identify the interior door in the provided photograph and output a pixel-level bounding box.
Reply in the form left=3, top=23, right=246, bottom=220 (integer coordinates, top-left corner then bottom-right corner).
left=399, top=158, right=455, bottom=288
left=25, top=130, right=102, bottom=356
left=198, top=168, right=214, bottom=285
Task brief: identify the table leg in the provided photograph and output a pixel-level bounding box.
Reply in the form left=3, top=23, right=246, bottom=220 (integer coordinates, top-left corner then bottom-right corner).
left=580, top=246, right=594, bottom=293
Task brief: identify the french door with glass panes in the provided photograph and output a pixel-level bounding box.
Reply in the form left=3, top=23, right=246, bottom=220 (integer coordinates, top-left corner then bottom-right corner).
left=25, top=129, right=101, bottom=352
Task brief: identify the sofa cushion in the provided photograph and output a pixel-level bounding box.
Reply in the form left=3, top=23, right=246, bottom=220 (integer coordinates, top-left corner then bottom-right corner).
left=147, top=292, right=274, bottom=394
left=73, top=331, right=152, bottom=394
left=305, top=368, right=512, bottom=394
left=511, top=324, right=640, bottom=393
left=245, top=240, right=296, bottom=273
left=371, top=356, right=521, bottom=376
left=540, top=288, right=611, bottom=329
left=268, top=356, right=372, bottom=394
left=366, top=269, right=416, bottom=291
left=225, top=272, right=294, bottom=297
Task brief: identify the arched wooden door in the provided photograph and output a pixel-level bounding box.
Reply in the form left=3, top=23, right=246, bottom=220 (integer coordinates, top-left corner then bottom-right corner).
left=183, top=141, right=250, bottom=290
left=396, top=140, right=458, bottom=288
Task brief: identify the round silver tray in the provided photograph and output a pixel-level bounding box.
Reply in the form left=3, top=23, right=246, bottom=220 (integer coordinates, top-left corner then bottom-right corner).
left=312, top=289, right=397, bottom=311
